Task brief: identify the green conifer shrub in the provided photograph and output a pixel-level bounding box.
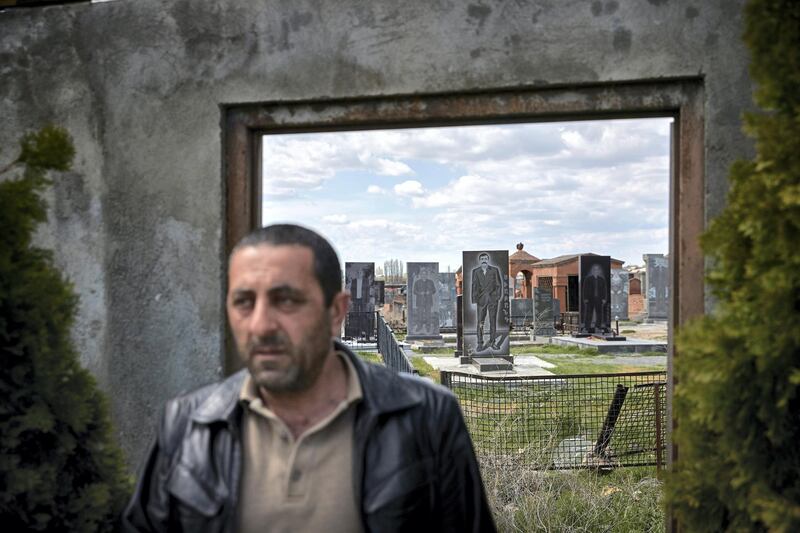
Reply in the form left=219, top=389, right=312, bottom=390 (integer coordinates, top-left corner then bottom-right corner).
left=0, top=126, right=131, bottom=531
left=665, top=1, right=800, bottom=531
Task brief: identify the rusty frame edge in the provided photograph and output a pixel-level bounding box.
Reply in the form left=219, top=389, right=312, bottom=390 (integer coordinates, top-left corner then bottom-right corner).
left=222, top=81, right=706, bottom=532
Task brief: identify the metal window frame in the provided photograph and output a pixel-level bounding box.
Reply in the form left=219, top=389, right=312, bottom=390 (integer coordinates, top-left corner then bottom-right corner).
left=221, top=78, right=706, bottom=476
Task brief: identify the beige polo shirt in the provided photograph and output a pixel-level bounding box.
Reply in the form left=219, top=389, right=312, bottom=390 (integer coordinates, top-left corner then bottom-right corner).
left=236, top=352, right=364, bottom=533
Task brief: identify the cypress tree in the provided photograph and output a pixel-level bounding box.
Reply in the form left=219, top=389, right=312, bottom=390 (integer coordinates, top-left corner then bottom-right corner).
left=0, top=126, right=131, bottom=531
left=666, top=1, right=800, bottom=530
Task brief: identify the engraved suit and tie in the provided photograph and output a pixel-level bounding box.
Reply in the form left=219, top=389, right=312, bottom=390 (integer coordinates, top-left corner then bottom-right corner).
left=470, top=253, right=503, bottom=350
left=581, top=264, right=608, bottom=333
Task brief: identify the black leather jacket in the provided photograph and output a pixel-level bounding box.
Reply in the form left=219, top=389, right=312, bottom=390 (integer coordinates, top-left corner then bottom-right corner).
left=122, top=342, right=496, bottom=532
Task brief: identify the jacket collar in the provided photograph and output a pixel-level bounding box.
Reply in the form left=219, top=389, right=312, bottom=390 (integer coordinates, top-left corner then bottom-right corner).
left=341, top=340, right=423, bottom=415
left=190, top=340, right=422, bottom=424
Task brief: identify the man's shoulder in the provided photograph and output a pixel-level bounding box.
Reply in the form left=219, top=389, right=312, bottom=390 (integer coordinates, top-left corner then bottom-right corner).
left=157, top=370, right=246, bottom=446
left=359, top=360, right=457, bottom=412
left=166, top=370, right=245, bottom=411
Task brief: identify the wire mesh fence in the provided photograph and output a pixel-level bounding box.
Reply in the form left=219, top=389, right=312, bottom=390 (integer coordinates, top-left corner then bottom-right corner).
left=376, top=312, right=417, bottom=374
left=441, top=370, right=666, bottom=470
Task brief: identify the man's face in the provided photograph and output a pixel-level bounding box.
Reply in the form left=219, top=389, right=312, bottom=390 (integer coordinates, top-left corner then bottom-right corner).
left=227, top=244, right=348, bottom=394
left=591, top=264, right=601, bottom=277
left=479, top=254, right=489, bottom=267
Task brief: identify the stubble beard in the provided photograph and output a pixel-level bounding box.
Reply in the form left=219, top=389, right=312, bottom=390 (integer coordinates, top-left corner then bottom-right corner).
left=245, top=310, right=333, bottom=394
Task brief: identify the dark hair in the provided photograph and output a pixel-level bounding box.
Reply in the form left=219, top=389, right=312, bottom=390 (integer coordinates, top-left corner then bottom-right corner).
left=231, top=224, right=342, bottom=306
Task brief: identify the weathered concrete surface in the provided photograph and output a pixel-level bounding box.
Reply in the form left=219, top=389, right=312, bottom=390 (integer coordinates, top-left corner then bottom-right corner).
left=0, top=0, right=753, bottom=468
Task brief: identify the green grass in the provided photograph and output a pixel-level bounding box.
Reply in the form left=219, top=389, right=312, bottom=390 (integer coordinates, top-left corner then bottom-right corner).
left=511, top=344, right=600, bottom=357
left=537, top=355, right=665, bottom=375
left=410, top=356, right=440, bottom=382
left=356, top=351, right=383, bottom=365
left=410, top=346, right=453, bottom=355
left=483, top=463, right=664, bottom=532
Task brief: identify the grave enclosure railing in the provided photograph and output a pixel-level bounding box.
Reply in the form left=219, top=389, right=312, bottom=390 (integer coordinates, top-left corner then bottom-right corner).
left=557, top=311, right=582, bottom=335
left=376, top=312, right=417, bottom=375
left=440, top=370, right=666, bottom=470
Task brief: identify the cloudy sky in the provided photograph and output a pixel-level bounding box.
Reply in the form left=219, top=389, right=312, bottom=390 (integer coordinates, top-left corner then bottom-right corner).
left=261, top=118, right=672, bottom=272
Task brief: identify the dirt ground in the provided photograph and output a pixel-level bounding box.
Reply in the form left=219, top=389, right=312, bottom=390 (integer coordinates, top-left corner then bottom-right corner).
left=617, top=321, right=668, bottom=341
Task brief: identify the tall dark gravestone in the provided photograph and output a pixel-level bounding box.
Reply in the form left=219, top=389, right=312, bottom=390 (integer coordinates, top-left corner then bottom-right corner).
left=344, top=262, right=375, bottom=339
left=462, top=250, right=510, bottom=356
left=374, top=280, right=385, bottom=306
left=644, top=253, right=669, bottom=319
left=578, top=255, right=611, bottom=334
left=610, top=268, right=629, bottom=320
left=455, top=295, right=463, bottom=358
left=533, top=287, right=556, bottom=336
left=406, top=262, right=442, bottom=340
left=437, top=272, right=457, bottom=331
left=510, top=298, right=534, bottom=329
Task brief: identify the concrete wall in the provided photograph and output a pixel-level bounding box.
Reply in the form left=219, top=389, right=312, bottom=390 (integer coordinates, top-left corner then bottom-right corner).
left=0, top=0, right=754, bottom=467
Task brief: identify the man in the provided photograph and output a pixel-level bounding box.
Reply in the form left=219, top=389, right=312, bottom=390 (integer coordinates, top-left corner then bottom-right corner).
left=123, top=224, right=495, bottom=532
left=581, top=263, right=608, bottom=333
left=412, top=266, right=437, bottom=335
left=470, top=252, right=503, bottom=351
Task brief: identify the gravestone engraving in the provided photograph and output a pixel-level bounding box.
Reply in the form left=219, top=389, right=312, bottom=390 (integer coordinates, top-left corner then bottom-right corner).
left=344, top=262, right=375, bottom=339
left=437, top=272, right=457, bottom=330
left=462, top=250, right=510, bottom=356
left=644, top=254, right=669, bottom=319
left=510, top=298, right=534, bottom=329
left=610, top=268, right=629, bottom=320
left=406, top=262, right=442, bottom=340
left=533, top=287, right=556, bottom=336
left=578, top=255, right=611, bottom=334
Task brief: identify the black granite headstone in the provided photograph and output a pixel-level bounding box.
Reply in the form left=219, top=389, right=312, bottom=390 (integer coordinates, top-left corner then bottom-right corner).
left=462, top=250, right=510, bottom=356
left=344, top=262, right=375, bottom=339
left=578, top=255, right=611, bottom=334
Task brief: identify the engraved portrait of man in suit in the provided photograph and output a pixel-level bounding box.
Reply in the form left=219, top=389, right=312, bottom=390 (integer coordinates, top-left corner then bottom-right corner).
left=471, top=252, right=503, bottom=350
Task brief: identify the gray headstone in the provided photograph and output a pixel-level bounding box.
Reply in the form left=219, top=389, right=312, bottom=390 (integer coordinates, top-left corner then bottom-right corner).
left=533, top=287, right=556, bottom=336
left=462, top=250, right=510, bottom=356
left=437, top=272, right=457, bottom=329
left=456, top=294, right=463, bottom=357
left=610, top=268, right=629, bottom=320
left=510, top=298, right=534, bottom=328
left=644, top=254, right=669, bottom=319
left=406, top=262, right=442, bottom=340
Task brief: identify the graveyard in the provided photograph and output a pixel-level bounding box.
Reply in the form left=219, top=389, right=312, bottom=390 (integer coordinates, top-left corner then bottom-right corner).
left=344, top=244, right=668, bottom=531
left=343, top=246, right=670, bottom=531
left=5, top=1, right=794, bottom=531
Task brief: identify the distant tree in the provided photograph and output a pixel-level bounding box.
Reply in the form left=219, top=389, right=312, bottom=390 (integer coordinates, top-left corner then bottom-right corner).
left=0, top=126, right=131, bottom=531
left=665, top=1, right=800, bottom=531
left=383, top=258, right=406, bottom=283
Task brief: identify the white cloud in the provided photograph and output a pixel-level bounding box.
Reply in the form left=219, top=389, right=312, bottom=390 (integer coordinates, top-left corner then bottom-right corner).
left=394, top=180, right=426, bottom=197
left=375, top=158, right=413, bottom=176
left=261, top=118, right=672, bottom=268
left=322, top=214, right=349, bottom=225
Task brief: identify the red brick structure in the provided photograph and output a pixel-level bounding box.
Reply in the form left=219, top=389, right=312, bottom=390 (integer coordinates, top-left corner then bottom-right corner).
left=509, top=243, right=540, bottom=299
left=530, top=253, right=624, bottom=314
